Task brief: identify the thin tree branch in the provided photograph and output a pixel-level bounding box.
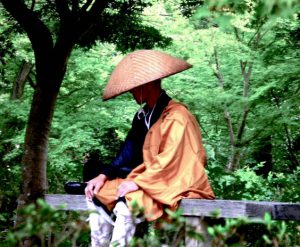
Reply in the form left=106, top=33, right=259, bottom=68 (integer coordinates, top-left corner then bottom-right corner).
left=240, top=61, right=246, bottom=76
left=55, top=0, right=70, bottom=21
left=27, top=75, right=37, bottom=89
left=11, top=61, right=33, bottom=100
left=74, top=0, right=109, bottom=40
left=243, top=63, right=252, bottom=97
left=1, top=0, right=53, bottom=65
left=257, top=29, right=269, bottom=43
left=30, top=0, right=35, bottom=10
left=213, top=48, right=225, bottom=88
left=80, top=0, right=93, bottom=13
left=233, top=27, right=242, bottom=42
left=57, top=88, right=84, bottom=99
left=213, top=47, right=236, bottom=147
left=71, top=0, right=79, bottom=13
left=236, top=109, right=249, bottom=141
left=85, top=0, right=110, bottom=21
left=247, top=22, right=264, bottom=46
left=27, top=75, right=36, bottom=89
left=259, top=39, right=277, bottom=51
left=236, top=62, right=252, bottom=141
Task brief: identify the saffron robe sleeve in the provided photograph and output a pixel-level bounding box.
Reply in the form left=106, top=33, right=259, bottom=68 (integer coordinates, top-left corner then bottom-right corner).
left=95, top=101, right=214, bottom=221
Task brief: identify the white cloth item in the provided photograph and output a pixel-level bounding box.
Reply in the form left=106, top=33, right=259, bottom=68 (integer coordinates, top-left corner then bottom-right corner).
left=86, top=199, right=114, bottom=247
left=110, top=201, right=136, bottom=247
left=86, top=199, right=138, bottom=247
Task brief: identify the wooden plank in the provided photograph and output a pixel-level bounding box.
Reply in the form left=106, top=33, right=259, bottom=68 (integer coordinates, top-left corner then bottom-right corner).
left=273, top=204, right=300, bottom=220
left=45, top=194, right=88, bottom=211
left=45, top=195, right=300, bottom=220
left=180, top=199, right=248, bottom=218
left=180, top=199, right=300, bottom=220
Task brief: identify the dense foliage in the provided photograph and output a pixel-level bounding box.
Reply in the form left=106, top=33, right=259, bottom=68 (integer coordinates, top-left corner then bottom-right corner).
left=1, top=201, right=299, bottom=246
left=0, top=0, right=299, bottom=245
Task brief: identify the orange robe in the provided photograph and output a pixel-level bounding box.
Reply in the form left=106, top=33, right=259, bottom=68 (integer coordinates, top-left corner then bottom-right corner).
left=95, top=100, right=215, bottom=221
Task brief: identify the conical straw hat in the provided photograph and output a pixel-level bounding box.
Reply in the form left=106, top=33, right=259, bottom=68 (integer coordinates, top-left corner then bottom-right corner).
left=103, top=50, right=192, bottom=100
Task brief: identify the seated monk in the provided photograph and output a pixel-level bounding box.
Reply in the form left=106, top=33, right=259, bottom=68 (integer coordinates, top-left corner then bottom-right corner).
left=84, top=50, right=215, bottom=247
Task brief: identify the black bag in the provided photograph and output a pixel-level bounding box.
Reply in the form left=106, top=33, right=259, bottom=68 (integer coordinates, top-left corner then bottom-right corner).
left=64, top=152, right=104, bottom=195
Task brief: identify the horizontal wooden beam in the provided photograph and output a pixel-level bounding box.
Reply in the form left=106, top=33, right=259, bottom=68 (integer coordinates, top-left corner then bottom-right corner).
left=46, top=194, right=87, bottom=211
left=180, top=199, right=300, bottom=220
left=45, top=195, right=300, bottom=221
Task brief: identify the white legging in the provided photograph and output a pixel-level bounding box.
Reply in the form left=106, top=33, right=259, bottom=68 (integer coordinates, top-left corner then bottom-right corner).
left=86, top=199, right=136, bottom=247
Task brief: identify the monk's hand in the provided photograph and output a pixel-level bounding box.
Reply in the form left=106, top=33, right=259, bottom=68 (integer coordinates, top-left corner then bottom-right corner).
left=116, top=181, right=139, bottom=199
left=85, top=174, right=108, bottom=200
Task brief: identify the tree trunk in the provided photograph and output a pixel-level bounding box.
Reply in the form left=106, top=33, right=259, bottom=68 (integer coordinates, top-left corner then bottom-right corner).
left=14, top=33, right=75, bottom=247
left=227, top=146, right=241, bottom=171
left=15, top=73, right=62, bottom=247
left=0, top=3, right=107, bottom=246
left=11, top=61, right=32, bottom=100
left=17, top=82, right=60, bottom=209
left=15, top=42, right=71, bottom=209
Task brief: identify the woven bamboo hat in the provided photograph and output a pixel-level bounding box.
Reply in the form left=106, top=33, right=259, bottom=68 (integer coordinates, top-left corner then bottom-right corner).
left=103, top=50, right=192, bottom=100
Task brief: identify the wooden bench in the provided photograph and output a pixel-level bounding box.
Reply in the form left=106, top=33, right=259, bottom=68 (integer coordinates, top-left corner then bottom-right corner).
left=45, top=194, right=300, bottom=246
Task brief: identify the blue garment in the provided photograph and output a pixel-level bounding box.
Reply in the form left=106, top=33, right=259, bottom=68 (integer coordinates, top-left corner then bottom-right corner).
left=102, top=91, right=171, bottom=179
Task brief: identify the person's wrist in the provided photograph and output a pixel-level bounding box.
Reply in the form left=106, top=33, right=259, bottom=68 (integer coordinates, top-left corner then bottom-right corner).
left=98, top=174, right=108, bottom=182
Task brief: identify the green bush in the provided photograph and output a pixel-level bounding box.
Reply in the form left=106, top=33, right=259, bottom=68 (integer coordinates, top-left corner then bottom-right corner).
left=131, top=208, right=300, bottom=247
left=208, top=163, right=300, bottom=203
left=1, top=200, right=299, bottom=247
left=1, top=199, right=89, bottom=247
left=207, top=213, right=299, bottom=247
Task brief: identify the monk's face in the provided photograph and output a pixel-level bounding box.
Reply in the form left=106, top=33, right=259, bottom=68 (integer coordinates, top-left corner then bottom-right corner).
left=130, top=85, right=146, bottom=104
left=130, top=80, right=160, bottom=105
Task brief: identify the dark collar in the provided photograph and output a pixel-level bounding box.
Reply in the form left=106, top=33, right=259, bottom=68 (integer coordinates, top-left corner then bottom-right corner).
left=145, top=90, right=171, bottom=128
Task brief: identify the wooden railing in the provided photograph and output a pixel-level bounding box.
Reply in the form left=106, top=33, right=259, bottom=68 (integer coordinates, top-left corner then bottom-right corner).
left=45, top=194, right=300, bottom=247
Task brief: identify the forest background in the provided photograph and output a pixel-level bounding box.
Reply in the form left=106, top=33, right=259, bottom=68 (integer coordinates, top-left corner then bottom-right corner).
left=0, top=0, right=299, bottom=246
